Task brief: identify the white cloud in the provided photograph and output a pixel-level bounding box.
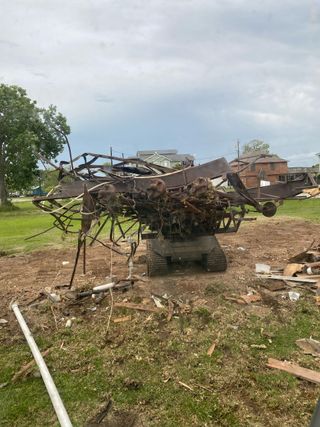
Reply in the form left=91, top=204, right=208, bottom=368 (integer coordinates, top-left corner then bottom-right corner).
left=0, top=0, right=319, bottom=165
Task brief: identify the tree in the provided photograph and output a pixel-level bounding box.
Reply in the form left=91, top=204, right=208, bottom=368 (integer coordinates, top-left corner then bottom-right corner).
left=242, top=139, right=270, bottom=154
left=0, top=84, right=70, bottom=205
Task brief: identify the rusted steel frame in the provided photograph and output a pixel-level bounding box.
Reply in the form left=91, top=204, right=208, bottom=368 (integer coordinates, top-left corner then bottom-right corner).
left=114, top=217, right=126, bottom=239
left=81, top=184, right=96, bottom=233
left=246, top=173, right=317, bottom=200
left=89, top=215, right=110, bottom=246
left=74, top=155, right=99, bottom=173
left=67, top=152, right=173, bottom=175
left=227, top=173, right=262, bottom=211
left=114, top=219, right=139, bottom=244
left=83, top=237, right=86, bottom=275
left=85, top=235, right=125, bottom=255
left=25, top=225, right=56, bottom=241
left=82, top=152, right=174, bottom=173
left=69, top=232, right=84, bottom=288
left=214, top=206, right=245, bottom=233
left=109, top=217, right=115, bottom=243
left=226, top=173, right=317, bottom=205
left=34, top=200, right=84, bottom=220
left=117, top=216, right=139, bottom=225
left=35, top=157, right=231, bottom=201
left=62, top=217, right=78, bottom=234
left=130, top=157, right=230, bottom=191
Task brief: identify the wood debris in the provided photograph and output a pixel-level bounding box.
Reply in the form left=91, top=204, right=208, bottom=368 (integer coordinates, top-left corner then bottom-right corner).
left=178, top=381, right=194, bottom=391
left=240, top=293, right=262, bottom=304
left=267, top=358, right=320, bottom=385
left=207, top=342, right=217, bottom=356
left=12, top=348, right=51, bottom=383
left=283, top=263, right=304, bottom=277
left=261, top=281, right=287, bottom=291
left=250, top=344, right=267, bottom=349
left=256, top=242, right=320, bottom=297
left=207, top=332, right=221, bottom=356
left=114, top=302, right=160, bottom=313
left=296, top=338, right=320, bottom=357
left=167, top=299, right=175, bottom=322
left=303, top=187, right=320, bottom=198
left=257, top=274, right=317, bottom=284
left=113, top=315, right=132, bottom=323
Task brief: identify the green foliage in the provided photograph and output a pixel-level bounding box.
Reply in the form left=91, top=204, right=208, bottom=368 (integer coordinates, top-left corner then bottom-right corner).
left=38, top=168, right=60, bottom=192
left=0, top=84, right=70, bottom=205
left=242, top=139, right=270, bottom=154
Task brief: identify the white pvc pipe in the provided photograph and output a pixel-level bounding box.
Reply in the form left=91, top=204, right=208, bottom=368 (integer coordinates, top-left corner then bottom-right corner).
left=11, top=303, right=73, bottom=427
left=93, top=282, right=114, bottom=292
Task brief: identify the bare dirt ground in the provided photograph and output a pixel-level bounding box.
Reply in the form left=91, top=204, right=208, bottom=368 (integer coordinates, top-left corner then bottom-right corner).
left=1, top=217, right=319, bottom=426
left=0, top=217, right=316, bottom=339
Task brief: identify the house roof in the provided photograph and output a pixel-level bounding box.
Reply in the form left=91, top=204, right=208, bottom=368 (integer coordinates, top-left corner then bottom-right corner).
left=230, top=151, right=287, bottom=165
left=137, top=149, right=177, bottom=157
left=288, top=166, right=319, bottom=173
left=168, top=154, right=195, bottom=161
left=137, top=150, right=195, bottom=162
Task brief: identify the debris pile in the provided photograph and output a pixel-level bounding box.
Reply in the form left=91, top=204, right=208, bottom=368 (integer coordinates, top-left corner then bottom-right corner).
left=31, top=152, right=317, bottom=283
left=255, top=241, right=320, bottom=302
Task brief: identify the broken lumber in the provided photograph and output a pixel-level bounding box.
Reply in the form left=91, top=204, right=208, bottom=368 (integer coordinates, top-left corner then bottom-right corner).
left=207, top=342, right=217, bottom=356
left=296, top=338, right=320, bottom=357
left=12, top=348, right=51, bottom=383
left=113, top=315, right=131, bottom=323
left=178, top=381, right=194, bottom=391
left=240, top=294, right=262, bottom=304
left=283, top=263, right=304, bottom=277
left=267, top=358, right=320, bottom=385
left=257, top=274, right=317, bottom=284
left=114, top=302, right=160, bottom=313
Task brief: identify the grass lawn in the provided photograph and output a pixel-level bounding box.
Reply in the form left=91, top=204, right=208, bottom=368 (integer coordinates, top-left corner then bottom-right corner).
left=0, top=199, right=77, bottom=254
left=276, top=198, right=320, bottom=221
left=1, top=294, right=320, bottom=426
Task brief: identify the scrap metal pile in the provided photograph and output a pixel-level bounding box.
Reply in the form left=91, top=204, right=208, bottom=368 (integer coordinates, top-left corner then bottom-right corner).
left=33, top=152, right=317, bottom=283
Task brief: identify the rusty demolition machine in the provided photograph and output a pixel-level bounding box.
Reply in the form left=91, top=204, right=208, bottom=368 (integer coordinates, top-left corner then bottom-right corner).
left=32, top=152, right=317, bottom=285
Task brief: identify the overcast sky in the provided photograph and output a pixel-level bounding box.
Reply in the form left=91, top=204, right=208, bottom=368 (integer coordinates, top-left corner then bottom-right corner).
left=1, top=0, right=319, bottom=166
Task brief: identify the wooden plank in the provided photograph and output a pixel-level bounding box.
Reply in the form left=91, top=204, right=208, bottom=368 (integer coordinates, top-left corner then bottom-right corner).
left=12, top=348, right=51, bottom=383
left=114, top=302, right=160, bottom=313
left=257, top=274, right=317, bottom=284
left=267, top=358, right=320, bottom=385
left=240, top=294, right=262, bottom=304
left=283, top=263, right=304, bottom=277
left=113, top=315, right=132, bottom=323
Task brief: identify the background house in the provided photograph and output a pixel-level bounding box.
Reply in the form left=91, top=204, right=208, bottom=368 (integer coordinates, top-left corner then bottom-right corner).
left=229, top=151, right=288, bottom=187
left=287, top=166, right=320, bottom=184
left=137, top=149, right=195, bottom=168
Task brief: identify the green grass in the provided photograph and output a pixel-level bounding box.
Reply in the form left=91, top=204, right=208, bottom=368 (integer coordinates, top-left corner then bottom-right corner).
left=0, top=199, right=75, bottom=254
left=1, top=296, right=320, bottom=426
left=276, top=198, right=320, bottom=221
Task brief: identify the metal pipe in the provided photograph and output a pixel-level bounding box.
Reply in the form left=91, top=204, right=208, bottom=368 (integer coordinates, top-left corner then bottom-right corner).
left=11, top=303, right=73, bottom=427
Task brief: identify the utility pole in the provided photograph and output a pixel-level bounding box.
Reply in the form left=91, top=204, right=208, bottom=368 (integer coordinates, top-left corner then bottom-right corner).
left=237, top=139, right=240, bottom=172
left=110, top=146, right=113, bottom=167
